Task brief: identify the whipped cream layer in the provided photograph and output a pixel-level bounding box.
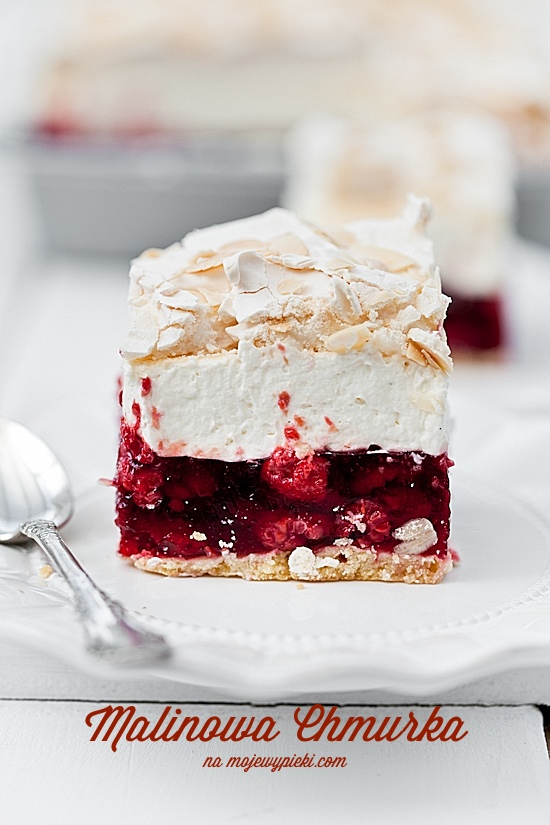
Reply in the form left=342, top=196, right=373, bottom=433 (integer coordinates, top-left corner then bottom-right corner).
left=284, top=112, right=516, bottom=297
left=123, top=338, right=448, bottom=460
left=122, top=203, right=451, bottom=459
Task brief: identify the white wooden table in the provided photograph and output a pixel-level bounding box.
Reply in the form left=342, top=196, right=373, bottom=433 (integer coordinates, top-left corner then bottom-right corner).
left=0, top=226, right=548, bottom=823
left=1, top=702, right=548, bottom=825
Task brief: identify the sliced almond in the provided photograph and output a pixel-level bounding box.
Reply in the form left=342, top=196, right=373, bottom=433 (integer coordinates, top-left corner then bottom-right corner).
left=194, top=287, right=227, bottom=307
left=158, top=283, right=180, bottom=297
left=420, top=345, right=452, bottom=374
left=406, top=330, right=453, bottom=374
left=272, top=233, right=308, bottom=256
left=406, top=341, right=428, bottom=367
left=186, top=239, right=273, bottom=273
left=325, top=322, right=372, bottom=353
left=319, top=225, right=355, bottom=248
left=185, top=254, right=224, bottom=273
left=277, top=277, right=304, bottom=295
left=358, top=245, right=417, bottom=273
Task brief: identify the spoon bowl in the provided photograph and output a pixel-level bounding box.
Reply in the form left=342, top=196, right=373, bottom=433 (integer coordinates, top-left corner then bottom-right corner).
left=0, top=417, right=170, bottom=665
left=0, top=418, right=73, bottom=542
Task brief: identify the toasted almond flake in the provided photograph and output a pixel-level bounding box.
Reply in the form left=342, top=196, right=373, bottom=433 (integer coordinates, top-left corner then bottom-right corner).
left=186, top=240, right=273, bottom=273
left=422, top=349, right=442, bottom=370
left=185, top=251, right=225, bottom=273
left=272, top=233, right=309, bottom=255
left=406, top=341, right=428, bottom=367
left=325, top=322, right=372, bottom=353
left=407, top=328, right=453, bottom=374
left=157, top=289, right=200, bottom=310
left=277, top=277, right=304, bottom=295
left=194, top=287, right=227, bottom=306
left=158, top=283, right=180, bottom=297
left=320, top=226, right=355, bottom=248
left=359, top=245, right=417, bottom=273
left=421, top=346, right=452, bottom=374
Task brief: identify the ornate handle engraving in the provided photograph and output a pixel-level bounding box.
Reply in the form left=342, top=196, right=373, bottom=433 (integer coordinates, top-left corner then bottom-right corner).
left=21, top=519, right=170, bottom=665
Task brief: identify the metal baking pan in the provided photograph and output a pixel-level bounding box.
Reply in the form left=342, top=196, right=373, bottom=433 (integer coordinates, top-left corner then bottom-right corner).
left=516, top=169, right=550, bottom=248
left=11, top=130, right=550, bottom=256
left=10, top=130, right=284, bottom=257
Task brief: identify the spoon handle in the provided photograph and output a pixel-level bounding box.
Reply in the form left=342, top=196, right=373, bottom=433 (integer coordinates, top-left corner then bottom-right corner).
left=21, top=519, right=170, bottom=666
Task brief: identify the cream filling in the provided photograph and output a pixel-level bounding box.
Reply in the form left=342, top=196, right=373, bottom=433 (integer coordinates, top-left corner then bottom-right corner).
left=123, top=339, right=448, bottom=461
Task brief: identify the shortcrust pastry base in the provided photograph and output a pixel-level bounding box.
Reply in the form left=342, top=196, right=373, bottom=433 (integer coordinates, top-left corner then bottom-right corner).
left=131, top=546, right=453, bottom=584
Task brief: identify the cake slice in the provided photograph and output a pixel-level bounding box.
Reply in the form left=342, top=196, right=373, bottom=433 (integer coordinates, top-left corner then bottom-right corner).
left=114, top=199, right=453, bottom=583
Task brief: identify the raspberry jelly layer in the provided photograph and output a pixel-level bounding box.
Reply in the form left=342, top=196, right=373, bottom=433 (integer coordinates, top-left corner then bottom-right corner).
left=114, top=417, right=452, bottom=562
left=445, top=293, right=503, bottom=353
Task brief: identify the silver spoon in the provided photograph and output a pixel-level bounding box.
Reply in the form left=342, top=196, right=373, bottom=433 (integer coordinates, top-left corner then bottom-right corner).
left=0, top=417, right=170, bottom=665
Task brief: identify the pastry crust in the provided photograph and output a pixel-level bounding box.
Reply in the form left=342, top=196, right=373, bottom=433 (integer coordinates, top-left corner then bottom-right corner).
left=130, top=545, right=453, bottom=584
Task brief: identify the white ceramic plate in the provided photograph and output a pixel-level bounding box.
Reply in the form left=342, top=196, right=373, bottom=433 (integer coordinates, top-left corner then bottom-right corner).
left=1, top=470, right=550, bottom=700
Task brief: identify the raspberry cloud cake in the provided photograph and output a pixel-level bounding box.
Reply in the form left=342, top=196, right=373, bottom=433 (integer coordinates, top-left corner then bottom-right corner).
left=114, top=199, right=453, bottom=583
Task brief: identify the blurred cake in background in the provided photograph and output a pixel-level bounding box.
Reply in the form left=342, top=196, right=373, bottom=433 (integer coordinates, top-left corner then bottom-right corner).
left=24, top=0, right=549, bottom=254
left=34, top=0, right=373, bottom=139
left=34, top=0, right=550, bottom=159
left=363, top=0, right=550, bottom=170
left=28, top=0, right=373, bottom=254
left=284, top=111, right=517, bottom=355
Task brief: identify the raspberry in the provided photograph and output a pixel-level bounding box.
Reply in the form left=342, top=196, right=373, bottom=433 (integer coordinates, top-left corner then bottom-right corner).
left=255, top=512, right=295, bottom=551
left=292, top=513, right=333, bottom=541
left=335, top=498, right=391, bottom=543
left=118, top=419, right=157, bottom=465
left=278, top=391, right=290, bottom=411
left=115, top=426, right=164, bottom=507
left=131, top=466, right=165, bottom=507
left=261, top=448, right=329, bottom=502
left=254, top=510, right=333, bottom=550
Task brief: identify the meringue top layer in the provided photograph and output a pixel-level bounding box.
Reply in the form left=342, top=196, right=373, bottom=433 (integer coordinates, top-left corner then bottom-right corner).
left=123, top=198, right=451, bottom=374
